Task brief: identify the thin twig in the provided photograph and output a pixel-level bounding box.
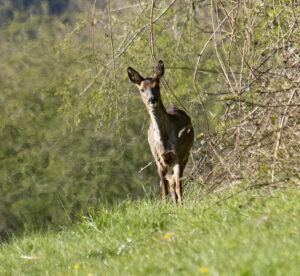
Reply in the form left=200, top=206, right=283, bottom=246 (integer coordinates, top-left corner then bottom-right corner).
left=138, top=161, right=153, bottom=174
left=202, top=170, right=300, bottom=211
left=107, top=0, right=121, bottom=141
left=193, top=5, right=236, bottom=81
left=110, top=4, right=140, bottom=12
left=272, top=89, right=296, bottom=181
left=211, top=1, right=236, bottom=95
left=149, top=0, right=157, bottom=63
left=56, top=192, right=72, bottom=224
left=91, top=0, right=98, bottom=73
left=219, top=98, right=300, bottom=108
left=192, top=5, right=236, bottom=132
left=81, top=0, right=178, bottom=95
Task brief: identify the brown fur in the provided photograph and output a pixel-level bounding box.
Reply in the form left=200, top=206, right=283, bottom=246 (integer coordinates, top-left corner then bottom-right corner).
left=127, top=61, right=194, bottom=204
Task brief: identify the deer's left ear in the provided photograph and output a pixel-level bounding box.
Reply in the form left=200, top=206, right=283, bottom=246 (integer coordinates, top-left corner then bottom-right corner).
left=153, top=60, right=164, bottom=79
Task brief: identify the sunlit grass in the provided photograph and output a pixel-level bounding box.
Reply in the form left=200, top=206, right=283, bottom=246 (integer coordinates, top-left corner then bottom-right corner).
left=0, top=188, right=299, bottom=275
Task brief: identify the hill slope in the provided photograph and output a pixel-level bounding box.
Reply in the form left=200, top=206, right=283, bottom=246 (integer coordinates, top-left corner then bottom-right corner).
left=1, top=189, right=300, bottom=275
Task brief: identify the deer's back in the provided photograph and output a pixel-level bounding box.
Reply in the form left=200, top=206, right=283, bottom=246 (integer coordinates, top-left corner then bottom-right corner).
left=166, top=106, right=194, bottom=159
left=166, top=106, right=192, bottom=128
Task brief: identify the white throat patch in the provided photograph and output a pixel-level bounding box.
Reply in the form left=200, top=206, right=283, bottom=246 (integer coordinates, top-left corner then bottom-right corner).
left=149, top=111, right=162, bottom=143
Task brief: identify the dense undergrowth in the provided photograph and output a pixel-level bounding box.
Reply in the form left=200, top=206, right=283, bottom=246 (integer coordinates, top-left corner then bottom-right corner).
left=1, top=187, right=299, bottom=275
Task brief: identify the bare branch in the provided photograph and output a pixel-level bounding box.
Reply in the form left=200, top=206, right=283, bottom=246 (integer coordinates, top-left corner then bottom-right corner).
left=107, top=0, right=121, bottom=141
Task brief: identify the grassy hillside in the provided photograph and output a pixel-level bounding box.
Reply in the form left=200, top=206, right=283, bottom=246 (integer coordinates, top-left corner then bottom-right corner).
left=1, top=188, right=299, bottom=275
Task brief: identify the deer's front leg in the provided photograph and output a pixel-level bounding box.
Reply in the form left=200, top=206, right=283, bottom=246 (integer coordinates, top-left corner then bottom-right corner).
left=169, top=177, right=177, bottom=204
left=157, top=165, right=168, bottom=201
left=173, top=163, right=183, bottom=204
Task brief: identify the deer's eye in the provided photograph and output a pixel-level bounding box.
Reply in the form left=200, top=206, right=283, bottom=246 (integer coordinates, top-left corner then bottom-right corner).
left=140, top=88, right=145, bottom=92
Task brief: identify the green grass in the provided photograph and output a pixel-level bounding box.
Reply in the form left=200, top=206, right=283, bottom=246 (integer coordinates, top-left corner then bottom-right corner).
left=0, top=188, right=300, bottom=276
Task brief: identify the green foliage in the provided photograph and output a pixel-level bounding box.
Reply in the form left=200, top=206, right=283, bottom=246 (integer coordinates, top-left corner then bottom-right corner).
left=0, top=188, right=299, bottom=275
left=0, top=3, right=159, bottom=235
left=0, top=0, right=224, bottom=235
left=1, top=0, right=298, bottom=237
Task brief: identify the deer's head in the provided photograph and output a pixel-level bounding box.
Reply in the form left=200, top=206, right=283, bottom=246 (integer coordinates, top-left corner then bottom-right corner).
left=127, top=60, right=164, bottom=110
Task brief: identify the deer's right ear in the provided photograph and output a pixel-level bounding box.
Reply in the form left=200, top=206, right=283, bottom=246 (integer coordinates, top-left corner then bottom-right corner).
left=127, top=67, right=144, bottom=85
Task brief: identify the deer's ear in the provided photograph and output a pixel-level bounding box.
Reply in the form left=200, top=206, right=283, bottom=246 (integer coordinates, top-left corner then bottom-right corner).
left=153, top=60, right=164, bottom=79
left=127, top=67, right=144, bottom=85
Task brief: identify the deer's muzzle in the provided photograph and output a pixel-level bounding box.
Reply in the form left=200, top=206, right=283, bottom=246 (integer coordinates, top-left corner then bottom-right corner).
left=148, top=97, right=158, bottom=107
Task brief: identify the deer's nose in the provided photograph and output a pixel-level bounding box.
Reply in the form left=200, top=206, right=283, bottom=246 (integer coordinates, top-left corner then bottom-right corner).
left=148, top=97, right=158, bottom=106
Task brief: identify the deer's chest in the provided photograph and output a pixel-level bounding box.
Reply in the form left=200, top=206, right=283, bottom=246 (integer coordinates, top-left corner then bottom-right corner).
left=148, top=125, right=177, bottom=167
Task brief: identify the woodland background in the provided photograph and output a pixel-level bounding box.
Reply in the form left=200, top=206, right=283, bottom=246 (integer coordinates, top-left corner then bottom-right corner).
left=0, top=0, right=299, bottom=237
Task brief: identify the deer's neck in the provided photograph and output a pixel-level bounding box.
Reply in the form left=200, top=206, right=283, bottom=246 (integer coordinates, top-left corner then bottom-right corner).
left=148, top=104, right=170, bottom=140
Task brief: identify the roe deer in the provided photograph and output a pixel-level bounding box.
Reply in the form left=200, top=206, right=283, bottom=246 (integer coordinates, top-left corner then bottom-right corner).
left=127, top=60, right=194, bottom=204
